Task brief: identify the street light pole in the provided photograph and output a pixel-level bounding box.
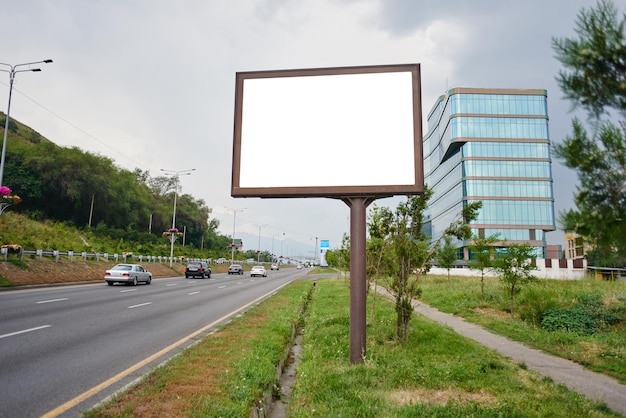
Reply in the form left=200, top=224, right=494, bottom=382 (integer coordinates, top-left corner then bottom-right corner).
left=256, top=224, right=267, bottom=262
left=226, top=207, right=246, bottom=263
left=0, top=59, right=53, bottom=189
left=161, top=168, right=195, bottom=267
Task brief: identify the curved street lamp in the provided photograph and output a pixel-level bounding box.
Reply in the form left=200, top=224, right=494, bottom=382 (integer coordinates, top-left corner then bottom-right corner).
left=0, top=59, right=53, bottom=189
left=161, top=168, right=195, bottom=267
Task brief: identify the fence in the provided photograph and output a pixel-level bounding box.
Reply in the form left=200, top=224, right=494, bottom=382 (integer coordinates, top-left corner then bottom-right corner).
left=0, top=247, right=200, bottom=265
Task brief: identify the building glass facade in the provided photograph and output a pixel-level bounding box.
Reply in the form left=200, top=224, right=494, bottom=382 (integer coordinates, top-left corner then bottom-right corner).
left=423, top=88, right=555, bottom=258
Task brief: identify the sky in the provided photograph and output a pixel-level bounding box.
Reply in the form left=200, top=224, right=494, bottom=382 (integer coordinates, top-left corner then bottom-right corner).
left=1, top=0, right=622, bottom=260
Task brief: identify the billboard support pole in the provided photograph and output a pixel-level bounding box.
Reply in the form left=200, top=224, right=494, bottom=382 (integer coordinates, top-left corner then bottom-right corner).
left=344, top=197, right=376, bottom=364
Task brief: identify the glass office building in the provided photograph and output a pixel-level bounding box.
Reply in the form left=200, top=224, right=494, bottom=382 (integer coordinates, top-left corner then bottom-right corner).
left=423, top=88, right=555, bottom=258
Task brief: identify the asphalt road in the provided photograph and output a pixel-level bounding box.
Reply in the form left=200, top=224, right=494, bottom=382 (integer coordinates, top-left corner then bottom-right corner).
left=0, top=267, right=307, bottom=418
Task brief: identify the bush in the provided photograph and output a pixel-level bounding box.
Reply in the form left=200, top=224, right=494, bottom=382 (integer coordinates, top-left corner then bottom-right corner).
left=518, top=286, right=560, bottom=325
left=541, top=293, right=621, bottom=335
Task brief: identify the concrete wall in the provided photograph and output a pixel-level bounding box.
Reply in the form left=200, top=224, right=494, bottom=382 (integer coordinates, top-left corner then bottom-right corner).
left=429, top=258, right=588, bottom=280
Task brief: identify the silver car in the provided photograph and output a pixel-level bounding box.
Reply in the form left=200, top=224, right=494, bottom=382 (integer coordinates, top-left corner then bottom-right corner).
left=104, top=263, right=152, bottom=286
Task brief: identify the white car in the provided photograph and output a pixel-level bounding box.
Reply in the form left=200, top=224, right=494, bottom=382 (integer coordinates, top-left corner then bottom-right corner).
left=104, top=263, right=152, bottom=286
left=270, top=264, right=279, bottom=270
left=250, top=265, right=267, bottom=277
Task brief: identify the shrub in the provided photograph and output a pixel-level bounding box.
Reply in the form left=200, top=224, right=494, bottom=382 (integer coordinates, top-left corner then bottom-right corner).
left=541, top=292, right=621, bottom=335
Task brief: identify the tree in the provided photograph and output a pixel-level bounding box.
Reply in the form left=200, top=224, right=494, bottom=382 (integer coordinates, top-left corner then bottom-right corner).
left=492, top=243, right=537, bottom=315
left=468, top=234, right=500, bottom=300
left=367, top=188, right=481, bottom=342
left=436, top=236, right=457, bottom=288
left=552, top=0, right=626, bottom=265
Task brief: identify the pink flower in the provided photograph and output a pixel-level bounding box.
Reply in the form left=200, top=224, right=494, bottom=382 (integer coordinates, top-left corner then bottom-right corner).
left=169, top=227, right=179, bottom=233
left=0, top=186, right=11, bottom=197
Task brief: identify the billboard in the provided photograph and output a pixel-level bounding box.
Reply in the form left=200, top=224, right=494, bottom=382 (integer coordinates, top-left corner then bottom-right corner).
left=232, top=64, right=423, bottom=198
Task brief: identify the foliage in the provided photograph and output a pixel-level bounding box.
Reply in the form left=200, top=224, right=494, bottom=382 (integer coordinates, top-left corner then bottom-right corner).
left=541, top=292, right=622, bottom=335
left=436, top=235, right=457, bottom=287
left=492, top=243, right=537, bottom=314
left=367, top=189, right=481, bottom=342
left=468, top=234, right=500, bottom=300
left=552, top=0, right=626, bottom=265
left=0, top=115, right=231, bottom=254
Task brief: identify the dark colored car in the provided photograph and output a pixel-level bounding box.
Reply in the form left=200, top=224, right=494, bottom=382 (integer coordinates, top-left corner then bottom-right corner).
left=228, top=264, right=244, bottom=275
left=185, top=261, right=211, bottom=279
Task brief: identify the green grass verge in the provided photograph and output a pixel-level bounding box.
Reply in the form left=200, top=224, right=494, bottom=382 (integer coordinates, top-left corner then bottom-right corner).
left=415, top=274, right=626, bottom=383
left=290, top=279, right=618, bottom=417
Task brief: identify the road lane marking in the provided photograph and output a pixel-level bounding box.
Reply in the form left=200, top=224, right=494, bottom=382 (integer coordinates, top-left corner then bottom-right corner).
left=218, top=285, right=227, bottom=289
left=120, top=289, right=137, bottom=293
left=128, top=302, right=152, bottom=309
left=0, top=325, right=51, bottom=339
left=36, top=298, right=68, bottom=304
left=188, top=292, right=200, bottom=295
left=41, top=280, right=294, bottom=418
left=166, top=283, right=177, bottom=287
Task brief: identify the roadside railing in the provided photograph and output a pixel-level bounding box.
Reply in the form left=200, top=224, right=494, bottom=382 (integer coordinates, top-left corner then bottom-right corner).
left=0, top=247, right=212, bottom=265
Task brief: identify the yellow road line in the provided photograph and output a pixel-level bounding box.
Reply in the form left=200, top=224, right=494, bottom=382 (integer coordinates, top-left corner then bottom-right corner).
left=40, top=283, right=289, bottom=417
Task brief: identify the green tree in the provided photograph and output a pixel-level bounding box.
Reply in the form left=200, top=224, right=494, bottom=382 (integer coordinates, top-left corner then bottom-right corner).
left=492, top=243, right=537, bottom=315
left=436, top=235, right=457, bottom=288
left=367, top=189, right=481, bottom=342
left=552, top=0, right=626, bottom=265
left=468, top=234, right=500, bottom=300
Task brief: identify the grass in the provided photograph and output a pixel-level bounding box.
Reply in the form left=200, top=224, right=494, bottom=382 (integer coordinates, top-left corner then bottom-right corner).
left=85, top=276, right=621, bottom=417
left=289, top=279, right=618, bottom=417
left=413, top=274, right=626, bottom=383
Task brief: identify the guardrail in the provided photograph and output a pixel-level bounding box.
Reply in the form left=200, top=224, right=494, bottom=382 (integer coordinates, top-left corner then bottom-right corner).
left=0, top=247, right=206, bottom=265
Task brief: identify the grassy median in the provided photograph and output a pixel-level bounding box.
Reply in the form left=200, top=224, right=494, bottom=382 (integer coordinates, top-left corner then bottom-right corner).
left=86, top=277, right=620, bottom=417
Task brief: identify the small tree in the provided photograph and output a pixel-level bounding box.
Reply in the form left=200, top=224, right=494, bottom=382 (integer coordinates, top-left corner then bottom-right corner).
left=468, top=234, right=500, bottom=300
left=436, top=235, right=457, bottom=288
left=367, top=188, right=481, bottom=342
left=492, top=243, right=537, bottom=315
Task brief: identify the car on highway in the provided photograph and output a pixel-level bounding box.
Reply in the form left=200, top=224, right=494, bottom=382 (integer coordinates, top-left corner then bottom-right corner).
left=297, top=264, right=303, bottom=269
left=228, top=264, right=244, bottom=275
left=250, top=265, right=267, bottom=277
left=270, top=263, right=279, bottom=270
left=104, top=263, right=152, bottom=286
left=185, top=261, right=211, bottom=279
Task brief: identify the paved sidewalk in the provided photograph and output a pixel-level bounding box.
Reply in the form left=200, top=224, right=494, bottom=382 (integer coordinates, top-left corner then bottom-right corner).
left=412, top=300, right=626, bottom=416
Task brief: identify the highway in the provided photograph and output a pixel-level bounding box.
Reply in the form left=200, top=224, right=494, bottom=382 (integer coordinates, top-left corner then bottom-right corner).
left=0, top=268, right=307, bottom=417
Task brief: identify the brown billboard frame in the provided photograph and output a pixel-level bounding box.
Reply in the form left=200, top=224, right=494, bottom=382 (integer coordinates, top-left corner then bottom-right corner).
left=231, top=64, right=424, bottom=198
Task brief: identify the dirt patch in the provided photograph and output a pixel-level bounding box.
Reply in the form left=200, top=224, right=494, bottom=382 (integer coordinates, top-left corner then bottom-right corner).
left=473, top=307, right=510, bottom=319
left=385, top=388, right=498, bottom=407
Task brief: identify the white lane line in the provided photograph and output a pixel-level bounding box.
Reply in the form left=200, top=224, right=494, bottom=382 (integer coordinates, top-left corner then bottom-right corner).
left=128, top=302, right=152, bottom=309
left=0, top=325, right=51, bottom=339
left=218, top=285, right=227, bottom=289
left=188, top=291, right=200, bottom=295
left=120, top=289, right=137, bottom=293
left=36, top=298, right=68, bottom=304
left=166, top=283, right=177, bottom=287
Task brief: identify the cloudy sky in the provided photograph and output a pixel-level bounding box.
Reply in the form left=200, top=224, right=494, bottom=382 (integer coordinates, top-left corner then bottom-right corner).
left=1, top=0, right=621, bottom=258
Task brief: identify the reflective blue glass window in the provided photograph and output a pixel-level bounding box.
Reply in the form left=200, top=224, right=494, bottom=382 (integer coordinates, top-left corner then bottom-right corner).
left=450, top=93, right=547, bottom=116
left=464, top=161, right=551, bottom=178
left=451, top=117, right=547, bottom=139
left=468, top=200, right=554, bottom=225
left=465, top=180, right=553, bottom=198
left=463, top=142, right=550, bottom=159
